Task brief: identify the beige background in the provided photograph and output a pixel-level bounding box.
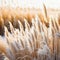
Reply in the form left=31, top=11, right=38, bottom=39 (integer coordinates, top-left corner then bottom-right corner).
left=0, top=0, right=60, bottom=9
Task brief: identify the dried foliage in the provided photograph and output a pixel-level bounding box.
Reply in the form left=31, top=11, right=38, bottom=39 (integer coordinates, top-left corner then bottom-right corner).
left=0, top=5, right=60, bottom=60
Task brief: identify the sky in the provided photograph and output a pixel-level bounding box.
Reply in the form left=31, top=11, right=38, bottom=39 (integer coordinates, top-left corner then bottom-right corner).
left=0, top=0, right=60, bottom=9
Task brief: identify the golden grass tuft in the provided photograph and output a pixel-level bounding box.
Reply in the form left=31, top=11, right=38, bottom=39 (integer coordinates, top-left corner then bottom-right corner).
left=0, top=5, right=60, bottom=60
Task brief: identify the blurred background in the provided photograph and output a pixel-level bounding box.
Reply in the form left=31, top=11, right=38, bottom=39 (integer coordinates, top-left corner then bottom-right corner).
left=0, top=0, right=60, bottom=9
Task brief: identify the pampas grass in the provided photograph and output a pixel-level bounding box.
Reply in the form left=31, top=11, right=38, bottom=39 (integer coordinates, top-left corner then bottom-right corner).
left=0, top=5, right=60, bottom=60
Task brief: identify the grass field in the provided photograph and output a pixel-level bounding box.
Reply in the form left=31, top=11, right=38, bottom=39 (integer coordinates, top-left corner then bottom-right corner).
left=0, top=5, right=60, bottom=60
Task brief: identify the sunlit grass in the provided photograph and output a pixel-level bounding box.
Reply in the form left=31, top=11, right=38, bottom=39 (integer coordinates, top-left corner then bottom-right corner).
left=0, top=5, right=60, bottom=60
